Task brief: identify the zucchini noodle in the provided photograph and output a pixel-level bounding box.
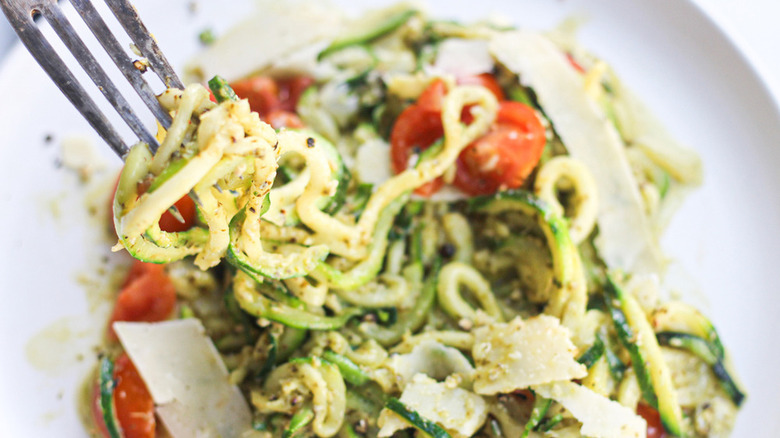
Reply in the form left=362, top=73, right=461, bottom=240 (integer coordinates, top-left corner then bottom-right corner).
left=436, top=261, right=503, bottom=322
left=251, top=360, right=346, bottom=437
left=534, top=156, right=598, bottom=244
left=441, top=212, right=474, bottom=263
left=99, top=4, right=742, bottom=438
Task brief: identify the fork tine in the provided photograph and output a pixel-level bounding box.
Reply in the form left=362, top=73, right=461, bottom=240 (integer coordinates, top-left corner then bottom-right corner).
left=70, top=0, right=173, bottom=130
left=39, top=1, right=159, bottom=149
left=104, top=0, right=184, bottom=90
left=0, top=2, right=128, bottom=157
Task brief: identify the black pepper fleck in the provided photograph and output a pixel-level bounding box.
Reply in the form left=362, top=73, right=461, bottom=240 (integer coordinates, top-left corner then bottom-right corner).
left=306, top=137, right=315, bottom=148
left=439, top=243, right=456, bottom=258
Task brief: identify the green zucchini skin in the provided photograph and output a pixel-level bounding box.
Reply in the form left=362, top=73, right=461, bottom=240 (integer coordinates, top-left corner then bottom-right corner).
left=656, top=331, right=745, bottom=407
left=606, top=276, right=686, bottom=437
left=604, top=277, right=658, bottom=408
left=275, top=326, right=308, bottom=363
left=538, top=413, right=564, bottom=432
left=147, top=157, right=190, bottom=193
left=283, top=405, right=315, bottom=438
left=602, top=333, right=628, bottom=382
left=208, top=75, right=239, bottom=103
left=341, top=421, right=362, bottom=438
left=577, top=335, right=605, bottom=369
left=468, top=189, right=574, bottom=283
left=315, top=193, right=408, bottom=291
left=99, top=357, right=122, bottom=438
left=468, top=189, right=577, bottom=317
left=236, top=285, right=362, bottom=330
left=318, top=8, right=417, bottom=60
left=521, top=395, right=552, bottom=438
left=322, top=350, right=371, bottom=386
left=385, top=397, right=451, bottom=438
left=255, top=330, right=278, bottom=381
left=358, top=262, right=436, bottom=347
left=226, top=207, right=328, bottom=280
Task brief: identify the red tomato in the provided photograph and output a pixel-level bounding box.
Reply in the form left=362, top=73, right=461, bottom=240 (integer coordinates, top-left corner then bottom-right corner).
left=390, top=76, right=544, bottom=197
left=277, top=76, right=315, bottom=112
left=121, top=260, right=164, bottom=288
left=91, top=354, right=156, bottom=438
left=230, top=76, right=280, bottom=116
left=114, top=354, right=155, bottom=438
left=390, top=104, right=445, bottom=196
left=158, top=194, right=197, bottom=232
left=230, top=75, right=314, bottom=117
left=108, top=260, right=176, bottom=339
left=453, top=101, right=546, bottom=195
left=389, top=79, right=447, bottom=196
left=637, top=404, right=668, bottom=438
left=416, top=78, right=448, bottom=113
left=265, top=109, right=305, bottom=130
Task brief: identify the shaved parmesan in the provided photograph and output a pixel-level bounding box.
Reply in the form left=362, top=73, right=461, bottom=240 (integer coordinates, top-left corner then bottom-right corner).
left=378, top=374, right=487, bottom=438
left=185, top=2, right=343, bottom=82
left=385, top=340, right=475, bottom=388
left=113, top=320, right=253, bottom=438
left=534, top=381, right=646, bottom=438
left=433, top=38, right=493, bottom=77
left=471, top=315, right=586, bottom=395
left=490, top=31, right=663, bottom=276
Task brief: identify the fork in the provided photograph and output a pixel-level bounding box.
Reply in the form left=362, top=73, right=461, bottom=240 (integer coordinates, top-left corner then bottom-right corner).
left=0, top=0, right=184, bottom=158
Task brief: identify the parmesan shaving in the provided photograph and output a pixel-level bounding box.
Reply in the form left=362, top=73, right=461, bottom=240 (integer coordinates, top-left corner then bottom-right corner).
left=433, top=38, right=493, bottom=77
left=385, top=340, right=475, bottom=389
left=113, top=320, right=254, bottom=438
left=534, top=381, right=646, bottom=438
left=185, top=1, right=344, bottom=82
left=471, top=315, right=586, bottom=395
left=378, top=374, right=487, bottom=438
left=490, top=30, right=664, bottom=276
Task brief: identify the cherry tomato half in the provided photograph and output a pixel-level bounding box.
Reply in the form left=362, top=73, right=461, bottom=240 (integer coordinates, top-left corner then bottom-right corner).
left=91, top=354, right=155, bottom=438
left=390, top=102, right=445, bottom=196
left=157, top=194, right=197, bottom=233
left=276, top=76, right=315, bottom=113
left=113, top=354, right=155, bottom=438
left=637, top=404, right=668, bottom=438
left=453, top=101, right=546, bottom=195
left=108, top=260, right=176, bottom=340
left=230, top=76, right=280, bottom=117
left=230, top=75, right=314, bottom=117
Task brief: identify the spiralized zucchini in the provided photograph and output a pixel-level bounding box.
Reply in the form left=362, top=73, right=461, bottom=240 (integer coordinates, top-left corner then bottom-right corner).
left=104, top=4, right=743, bottom=438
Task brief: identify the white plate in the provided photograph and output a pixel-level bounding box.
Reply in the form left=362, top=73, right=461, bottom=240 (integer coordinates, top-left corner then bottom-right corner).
left=1, top=0, right=778, bottom=436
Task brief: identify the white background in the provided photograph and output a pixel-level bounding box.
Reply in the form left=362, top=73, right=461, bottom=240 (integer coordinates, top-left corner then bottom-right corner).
left=0, top=1, right=779, bottom=100
left=691, top=0, right=780, bottom=102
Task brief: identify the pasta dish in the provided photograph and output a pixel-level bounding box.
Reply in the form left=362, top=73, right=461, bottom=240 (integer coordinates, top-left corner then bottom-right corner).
left=87, top=3, right=744, bottom=438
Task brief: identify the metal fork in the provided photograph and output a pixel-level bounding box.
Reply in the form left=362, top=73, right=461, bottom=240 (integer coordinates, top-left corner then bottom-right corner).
left=0, top=0, right=184, bottom=158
